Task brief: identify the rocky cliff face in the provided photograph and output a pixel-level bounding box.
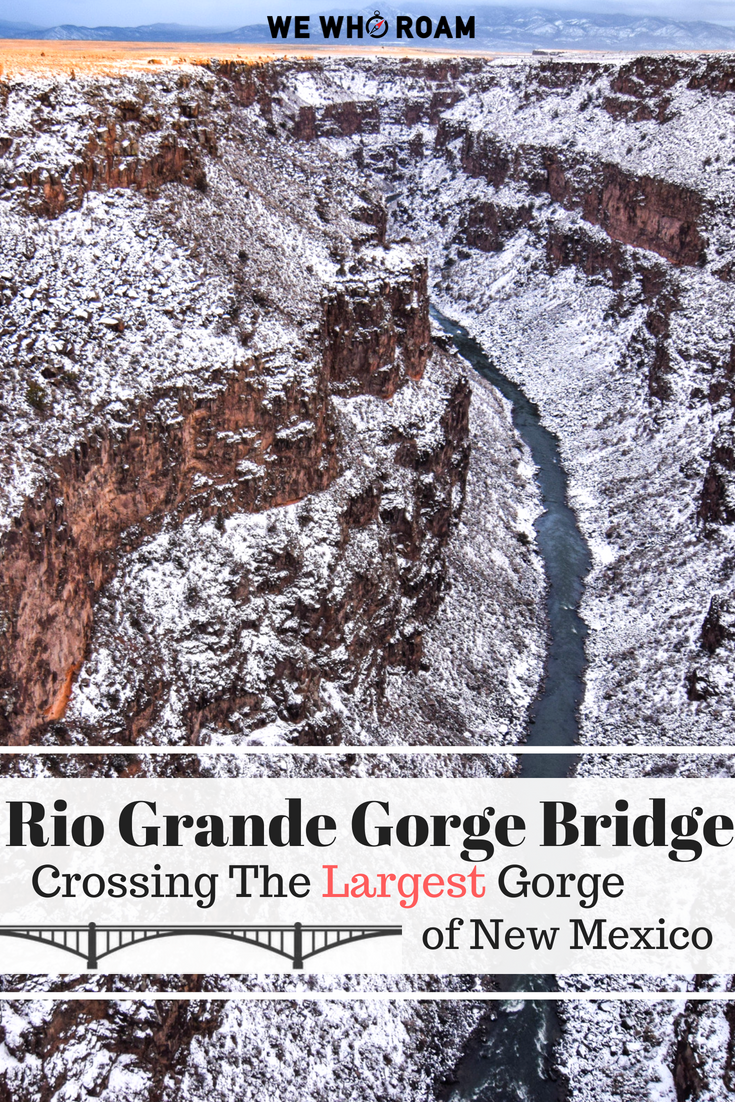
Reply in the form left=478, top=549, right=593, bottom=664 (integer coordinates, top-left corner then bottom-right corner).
left=0, top=67, right=469, bottom=747
left=0, top=972, right=495, bottom=1102
left=0, top=57, right=542, bottom=1100
left=265, top=49, right=735, bottom=753
left=254, top=48, right=735, bottom=1101
left=0, top=59, right=546, bottom=753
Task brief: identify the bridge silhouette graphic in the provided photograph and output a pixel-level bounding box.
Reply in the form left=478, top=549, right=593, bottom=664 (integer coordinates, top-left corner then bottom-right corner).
left=0, top=922, right=403, bottom=970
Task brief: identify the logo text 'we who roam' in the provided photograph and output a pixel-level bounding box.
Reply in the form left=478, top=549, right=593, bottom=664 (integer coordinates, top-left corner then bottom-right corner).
left=267, top=11, right=476, bottom=40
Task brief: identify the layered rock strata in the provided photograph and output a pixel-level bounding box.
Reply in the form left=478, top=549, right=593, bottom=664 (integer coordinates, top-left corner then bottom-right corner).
left=257, top=49, right=735, bottom=1100
left=261, top=50, right=735, bottom=750
left=0, top=60, right=539, bottom=1100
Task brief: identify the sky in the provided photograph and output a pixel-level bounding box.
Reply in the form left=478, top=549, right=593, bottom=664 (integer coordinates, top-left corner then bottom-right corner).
left=2, top=0, right=735, bottom=30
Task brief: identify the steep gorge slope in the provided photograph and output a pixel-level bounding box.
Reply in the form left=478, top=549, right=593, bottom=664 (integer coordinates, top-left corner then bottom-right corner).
left=0, top=62, right=545, bottom=749
left=269, top=51, right=735, bottom=756
left=0, top=55, right=543, bottom=1102
left=270, top=50, right=735, bottom=1102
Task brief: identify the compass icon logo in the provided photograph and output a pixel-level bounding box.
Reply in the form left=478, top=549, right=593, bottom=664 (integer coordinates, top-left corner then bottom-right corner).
left=366, top=9, right=389, bottom=36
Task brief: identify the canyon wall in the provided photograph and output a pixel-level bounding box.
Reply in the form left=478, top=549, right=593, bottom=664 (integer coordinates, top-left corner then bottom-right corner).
left=260, top=49, right=735, bottom=748
left=0, top=69, right=473, bottom=746
left=255, top=48, right=735, bottom=1102
left=0, top=255, right=437, bottom=743
left=0, top=58, right=545, bottom=751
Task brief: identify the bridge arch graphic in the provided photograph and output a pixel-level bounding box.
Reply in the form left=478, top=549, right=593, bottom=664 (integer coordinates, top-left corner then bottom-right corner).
left=0, top=923, right=402, bottom=970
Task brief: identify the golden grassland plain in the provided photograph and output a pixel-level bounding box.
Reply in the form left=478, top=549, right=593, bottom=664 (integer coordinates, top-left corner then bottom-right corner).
left=0, top=39, right=725, bottom=79
left=0, top=39, right=506, bottom=77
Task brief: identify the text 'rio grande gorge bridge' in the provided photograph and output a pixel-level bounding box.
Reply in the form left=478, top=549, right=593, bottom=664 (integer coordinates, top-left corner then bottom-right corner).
left=0, top=922, right=403, bottom=970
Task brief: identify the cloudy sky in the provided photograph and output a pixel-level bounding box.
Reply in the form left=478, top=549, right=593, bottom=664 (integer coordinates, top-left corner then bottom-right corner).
left=3, top=0, right=735, bottom=30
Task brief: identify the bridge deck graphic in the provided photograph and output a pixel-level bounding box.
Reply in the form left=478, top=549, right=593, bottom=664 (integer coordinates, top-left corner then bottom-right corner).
left=0, top=923, right=402, bottom=970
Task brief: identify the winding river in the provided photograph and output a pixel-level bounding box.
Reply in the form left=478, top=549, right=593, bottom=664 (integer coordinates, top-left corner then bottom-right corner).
left=430, top=307, right=591, bottom=1102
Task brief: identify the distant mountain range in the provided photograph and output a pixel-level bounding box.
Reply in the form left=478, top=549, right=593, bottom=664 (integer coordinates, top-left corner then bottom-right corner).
left=2, top=5, right=735, bottom=51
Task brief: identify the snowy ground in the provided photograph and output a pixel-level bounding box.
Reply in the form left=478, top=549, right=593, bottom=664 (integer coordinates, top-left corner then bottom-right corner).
left=306, top=52, right=735, bottom=754
left=0, top=59, right=549, bottom=1102
left=271, top=52, right=735, bottom=1100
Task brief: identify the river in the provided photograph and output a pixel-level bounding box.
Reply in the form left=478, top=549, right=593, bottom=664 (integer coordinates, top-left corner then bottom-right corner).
left=430, top=307, right=591, bottom=1102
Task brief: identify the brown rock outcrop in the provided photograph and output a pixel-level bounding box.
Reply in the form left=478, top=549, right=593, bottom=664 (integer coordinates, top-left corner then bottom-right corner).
left=546, top=224, right=633, bottom=287
left=0, top=251, right=456, bottom=745
left=700, top=594, right=735, bottom=653
left=698, top=425, right=735, bottom=529
left=545, top=154, right=705, bottom=267
left=13, top=124, right=213, bottom=217
left=67, top=346, right=470, bottom=747
left=437, top=123, right=706, bottom=267
left=1, top=82, right=218, bottom=217
left=0, top=977, right=221, bottom=1102
left=322, top=261, right=430, bottom=396
left=0, top=358, right=337, bottom=743
left=458, top=199, right=533, bottom=254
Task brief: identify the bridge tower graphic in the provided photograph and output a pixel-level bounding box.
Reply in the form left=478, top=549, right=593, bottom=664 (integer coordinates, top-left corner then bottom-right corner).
left=0, top=922, right=402, bottom=970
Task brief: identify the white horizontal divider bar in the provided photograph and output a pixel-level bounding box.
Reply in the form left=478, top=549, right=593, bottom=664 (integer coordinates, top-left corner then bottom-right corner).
left=0, top=744, right=731, bottom=754
left=0, top=991, right=730, bottom=1002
